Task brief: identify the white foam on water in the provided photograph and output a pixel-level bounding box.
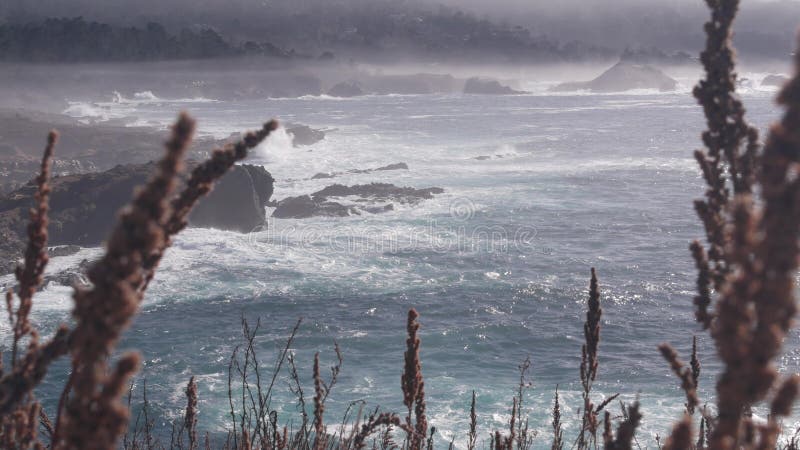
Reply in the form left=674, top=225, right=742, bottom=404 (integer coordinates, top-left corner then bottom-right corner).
left=63, top=90, right=218, bottom=123
left=29, top=90, right=800, bottom=446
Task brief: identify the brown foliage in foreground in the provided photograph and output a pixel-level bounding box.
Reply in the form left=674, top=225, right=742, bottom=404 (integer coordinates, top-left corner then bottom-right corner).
left=1, top=0, right=800, bottom=448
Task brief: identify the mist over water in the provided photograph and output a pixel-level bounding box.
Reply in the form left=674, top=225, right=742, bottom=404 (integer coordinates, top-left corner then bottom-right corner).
left=6, top=76, right=799, bottom=447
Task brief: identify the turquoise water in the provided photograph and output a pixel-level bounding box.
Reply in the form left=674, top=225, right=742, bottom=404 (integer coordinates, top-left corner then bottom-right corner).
left=12, top=86, right=798, bottom=447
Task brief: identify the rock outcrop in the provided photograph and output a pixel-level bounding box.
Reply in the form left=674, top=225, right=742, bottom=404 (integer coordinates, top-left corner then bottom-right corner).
left=464, top=77, right=526, bottom=95
left=310, top=162, right=409, bottom=180
left=0, top=161, right=274, bottom=273
left=551, top=61, right=677, bottom=93
left=272, top=183, right=443, bottom=219
left=188, top=164, right=274, bottom=232
left=287, top=125, right=327, bottom=147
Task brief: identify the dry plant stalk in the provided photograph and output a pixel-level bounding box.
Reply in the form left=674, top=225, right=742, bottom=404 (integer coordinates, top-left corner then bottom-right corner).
left=56, top=113, right=196, bottom=450
left=401, top=308, right=427, bottom=450
left=658, top=343, right=699, bottom=415
left=673, top=1, right=800, bottom=447
left=690, top=336, right=701, bottom=391
left=352, top=412, right=400, bottom=449
left=551, top=387, right=564, bottom=450
left=0, top=131, right=59, bottom=449
left=0, top=113, right=277, bottom=449
left=313, top=352, right=326, bottom=450
left=663, top=415, right=693, bottom=450
left=603, top=402, right=641, bottom=450
left=707, top=33, right=800, bottom=448
left=185, top=376, right=199, bottom=450
left=10, top=130, right=58, bottom=362
left=468, top=390, right=477, bottom=450
left=691, top=0, right=760, bottom=316
left=142, top=119, right=279, bottom=291
left=578, top=267, right=603, bottom=449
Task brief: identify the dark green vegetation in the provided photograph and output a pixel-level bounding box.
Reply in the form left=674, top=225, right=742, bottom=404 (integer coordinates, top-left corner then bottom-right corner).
left=0, top=17, right=289, bottom=62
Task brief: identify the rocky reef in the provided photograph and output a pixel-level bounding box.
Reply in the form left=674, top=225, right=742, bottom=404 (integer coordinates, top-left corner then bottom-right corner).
left=286, top=125, right=327, bottom=147
left=0, top=161, right=274, bottom=274
left=310, top=162, right=409, bottom=180
left=463, top=77, right=526, bottom=95
left=551, top=61, right=678, bottom=93
left=272, top=183, right=443, bottom=219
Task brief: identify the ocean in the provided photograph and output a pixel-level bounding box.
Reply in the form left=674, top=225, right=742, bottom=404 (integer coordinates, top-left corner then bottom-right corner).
left=7, top=77, right=798, bottom=447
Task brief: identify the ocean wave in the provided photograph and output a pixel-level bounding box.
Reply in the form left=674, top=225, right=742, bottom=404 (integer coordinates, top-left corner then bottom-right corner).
left=63, top=90, right=218, bottom=122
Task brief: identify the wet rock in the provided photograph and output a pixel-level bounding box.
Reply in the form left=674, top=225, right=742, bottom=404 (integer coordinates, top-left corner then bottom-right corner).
left=272, top=182, right=443, bottom=219
left=45, top=258, right=93, bottom=289
left=464, top=77, right=526, bottom=95
left=271, top=195, right=357, bottom=218
left=551, top=61, right=677, bottom=93
left=310, top=162, right=409, bottom=180
left=188, top=164, right=274, bottom=232
left=312, top=183, right=443, bottom=203
left=287, top=125, right=326, bottom=147
left=0, top=162, right=275, bottom=273
left=374, top=162, right=409, bottom=171
left=48, top=245, right=82, bottom=257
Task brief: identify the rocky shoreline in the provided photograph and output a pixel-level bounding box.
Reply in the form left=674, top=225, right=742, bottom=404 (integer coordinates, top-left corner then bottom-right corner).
left=0, top=113, right=445, bottom=277
left=0, top=161, right=274, bottom=274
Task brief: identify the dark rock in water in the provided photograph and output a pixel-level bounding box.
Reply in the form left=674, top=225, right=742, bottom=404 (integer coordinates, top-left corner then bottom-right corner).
left=48, top=245, right=82, bottom=257
left=328, top=81, right=364, bottom=98
left=271, top=195, right=357, bottom=219
left=287, top=125, right=326, bottom=147
left=242, top=165, right=275, bottom=210
left=188, top=165, right=274, bottom=232
left=1, top=258, right=93, bottom=292
left=348, top=162, right=410, bottom=175
left=464, top=77, right=525, bottom=95
left=272, top=182, right=443, bottom=219
left=375, top=162, right=409, bottom=171
left=310, top=162, right=409, bottom=180
left=362, top=204, right=395, bottom=214
left=46, top=270, right=89, bottom=289
left=551, top=61, right=677, bottom=93
left=762, top=74, right=789, bottom=87
left=313, top=183, right=443, bottom=203
left=0, top=161, right=275, bottom=273
left=42, top=259, right=93, bottom=289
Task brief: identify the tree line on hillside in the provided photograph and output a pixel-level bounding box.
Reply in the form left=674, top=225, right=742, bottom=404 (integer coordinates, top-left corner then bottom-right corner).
left=0, top=17, right=290, bottom=62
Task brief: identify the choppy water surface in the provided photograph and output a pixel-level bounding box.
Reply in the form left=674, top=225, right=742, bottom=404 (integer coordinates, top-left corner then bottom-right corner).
left=13, top=82, right=800, bottom=447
